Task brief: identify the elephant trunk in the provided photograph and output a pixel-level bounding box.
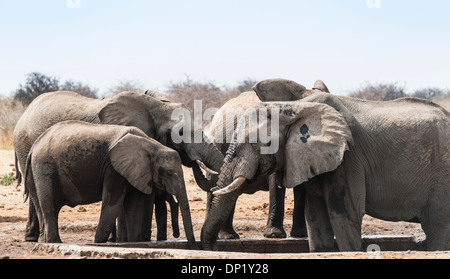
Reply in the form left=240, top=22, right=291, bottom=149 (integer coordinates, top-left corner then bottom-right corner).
left=176, top=181, right=198, bottom=250
left=201, top=191, right=240, bottom=250
left=186, top=135, right=224, bottom=191
left=200, top=161, right=240, bottom=250
left=167, top=195, right=180, bottom=238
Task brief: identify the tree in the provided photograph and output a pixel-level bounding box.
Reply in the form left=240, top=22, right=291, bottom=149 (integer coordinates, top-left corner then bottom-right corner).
left=107, top=80, right=144, bottom=96
left=165, top=75, right=223, bottom=113
left=13, top=72, right=60, bottom=105
left=60, top=80, right=98, bottom=98
left=348, top=82, right=406, bottom=101
left=410, top=87, right=449, bottom=101
left=13, top=72, right=99, bottom=105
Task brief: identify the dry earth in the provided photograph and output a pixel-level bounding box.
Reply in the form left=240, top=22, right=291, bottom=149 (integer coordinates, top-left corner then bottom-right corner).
left=0, top=149, right=448, bottom=259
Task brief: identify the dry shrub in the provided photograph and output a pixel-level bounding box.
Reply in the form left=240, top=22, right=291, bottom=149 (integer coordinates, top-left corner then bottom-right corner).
left=0, top=97, right=24, bottom=149
left=437, top=99, right=450, bottom=111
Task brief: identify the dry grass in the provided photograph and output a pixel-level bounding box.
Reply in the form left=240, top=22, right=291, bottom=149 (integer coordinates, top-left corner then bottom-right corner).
left=0, top=97, right=24, bottom=150
left=437, top=98, right=450, bottom=111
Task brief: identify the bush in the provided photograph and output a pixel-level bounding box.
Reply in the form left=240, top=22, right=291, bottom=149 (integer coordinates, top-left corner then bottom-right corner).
left=13, top=72, right=98, bottom=106
left=348, top=82, right=407, bottom=101
left=0, top=173, right=15, bottom=186
left=106, top=80, right=145, bottom=97
left=164, top=76, right=257, bottom=113
left=0, top=97, right=25, bottom=149
left=348, top=82, right=450, bottom=108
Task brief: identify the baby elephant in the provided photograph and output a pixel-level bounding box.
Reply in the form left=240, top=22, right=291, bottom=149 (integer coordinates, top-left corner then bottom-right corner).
left=24, top=121, right=197, bottom=248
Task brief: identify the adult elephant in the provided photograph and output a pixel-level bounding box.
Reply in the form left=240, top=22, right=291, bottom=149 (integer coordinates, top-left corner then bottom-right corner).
left=204, top=79, right=329, bottom=239
left=25, top=121, right=196, bottom=248
left=203, top=91, right=450, bottom=252
left=14, top=90, right=223, bottom=242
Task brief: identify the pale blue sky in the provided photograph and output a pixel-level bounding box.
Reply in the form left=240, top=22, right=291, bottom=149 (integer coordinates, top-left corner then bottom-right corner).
left=0, top=0, right=449, bottom=96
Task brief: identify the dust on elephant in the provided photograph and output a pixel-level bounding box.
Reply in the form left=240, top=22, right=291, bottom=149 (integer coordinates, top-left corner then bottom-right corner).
left=204, top=91, right=450, bottom=252
left=204, top=79, right=329, bottom=239
left=13, top=90, right=223, bottom=241
left=25, top=121, right=197, bottom=248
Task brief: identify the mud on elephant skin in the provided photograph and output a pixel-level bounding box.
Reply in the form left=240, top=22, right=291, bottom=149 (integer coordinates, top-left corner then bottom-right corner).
left=24, top=121, right=197, bottom=249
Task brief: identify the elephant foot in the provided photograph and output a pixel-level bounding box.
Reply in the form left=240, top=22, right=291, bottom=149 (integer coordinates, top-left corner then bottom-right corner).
left=290, top=227, right=308, bottom=238
left=24, top=230, right=40, bottom=242
left=218, top=229, right=240, bottom=240
left=263, top=226, right=287, bottom=239
left=25, top=235, right=39, bottom=242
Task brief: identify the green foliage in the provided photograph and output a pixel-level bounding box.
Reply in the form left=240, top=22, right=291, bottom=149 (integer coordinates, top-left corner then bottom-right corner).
left=0, top=173, right=15, bottom=186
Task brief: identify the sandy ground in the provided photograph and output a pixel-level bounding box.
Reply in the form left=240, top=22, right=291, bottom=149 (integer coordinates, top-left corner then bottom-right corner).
left=0, top=149, right=448, bottom=259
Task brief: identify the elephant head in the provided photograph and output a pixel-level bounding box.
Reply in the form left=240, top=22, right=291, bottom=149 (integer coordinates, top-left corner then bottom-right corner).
left=109, top=133, right=198, bottom=249
left=253, top=79, right=330, bottom=102
left=98, top=91, right=224, bottom=191
left=201, top=101, right=353, bottom=250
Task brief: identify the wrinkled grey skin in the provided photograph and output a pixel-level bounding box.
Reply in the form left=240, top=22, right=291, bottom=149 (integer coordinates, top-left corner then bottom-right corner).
left=14, top=91, right=223, bottom=242
left=204, top=79, right=329, bottom=239
left=203, top=88, right=450, bottom=252
left=25, top=121, right=197, bottom=248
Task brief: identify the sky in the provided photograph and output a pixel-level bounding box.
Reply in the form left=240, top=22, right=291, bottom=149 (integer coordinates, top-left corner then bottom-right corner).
left=0, top=0, right=449, bottom=97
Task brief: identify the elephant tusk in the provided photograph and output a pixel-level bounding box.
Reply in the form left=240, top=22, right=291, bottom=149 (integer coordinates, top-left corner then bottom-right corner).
left=172, top=195, right=178, bottom=204
left=212, top=177, right=246, bottom=196
left=196, top=160, right=219, bottom=175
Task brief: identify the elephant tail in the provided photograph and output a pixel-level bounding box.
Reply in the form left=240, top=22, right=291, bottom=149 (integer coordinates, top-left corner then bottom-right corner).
left=14, top=150, right=22, bottom=187
left=23, top=152, right=33, bottom=203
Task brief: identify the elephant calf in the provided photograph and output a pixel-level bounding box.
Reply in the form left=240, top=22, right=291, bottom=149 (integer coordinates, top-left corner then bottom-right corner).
left=24, top=121, right=197, bottom=248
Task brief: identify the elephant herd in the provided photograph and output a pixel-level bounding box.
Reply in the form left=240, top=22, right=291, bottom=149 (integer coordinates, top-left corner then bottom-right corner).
left=13, top=79, right=450, bottom=252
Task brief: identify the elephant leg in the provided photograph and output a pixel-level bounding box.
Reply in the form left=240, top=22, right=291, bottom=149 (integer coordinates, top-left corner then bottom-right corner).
left=305, top=189, right=334, bottom=252
left=421, top=199, right=450, bottom=251
left=35, top=193, right=62, bottom=243
left=42, top=205, right=62, bottom=243
left=25, top=199, right=40, bottom=242
left=108, top=223, right=117, bottom=243
left=95, top=203, right=123, bottom=243
left=116, top=209, right=128, bottom=242
left=219, top=204, right=240, bottom=239
left=30, top=169, right=62, bottom=243
left=206, top=191, right=239, bottom=240
left=324, top=166, right=365, bottom=252
left=155, top=192, right=168, bottom=241
left=124, top=187, right=154, bottom=242
left=264, top=172, right=286, bottom=238
left=95, top=187, right=125, bottom=243
left=290, top=185, right=308, bottom=238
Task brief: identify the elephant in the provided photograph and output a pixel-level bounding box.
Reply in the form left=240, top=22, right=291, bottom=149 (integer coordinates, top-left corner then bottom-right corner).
left=13, top=90, right=224, bottom=242
left=203, top=88, right=450, bottom=252
left=24, top=120, right=197, bottom=248
left=204, top=79, right=329, bottom=239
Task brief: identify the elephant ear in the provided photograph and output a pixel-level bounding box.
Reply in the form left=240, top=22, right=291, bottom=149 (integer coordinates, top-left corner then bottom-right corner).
left=99, top=92, right=157, bottom=138
left=312, top=80, right=330, bottom=93
left=145, top=90, right=171, bottom=102
left=281, top=102, right=353, bottom=188
left=109, top=133, right=155, bottom=195
left=253, top=79, right=307, bottom=102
